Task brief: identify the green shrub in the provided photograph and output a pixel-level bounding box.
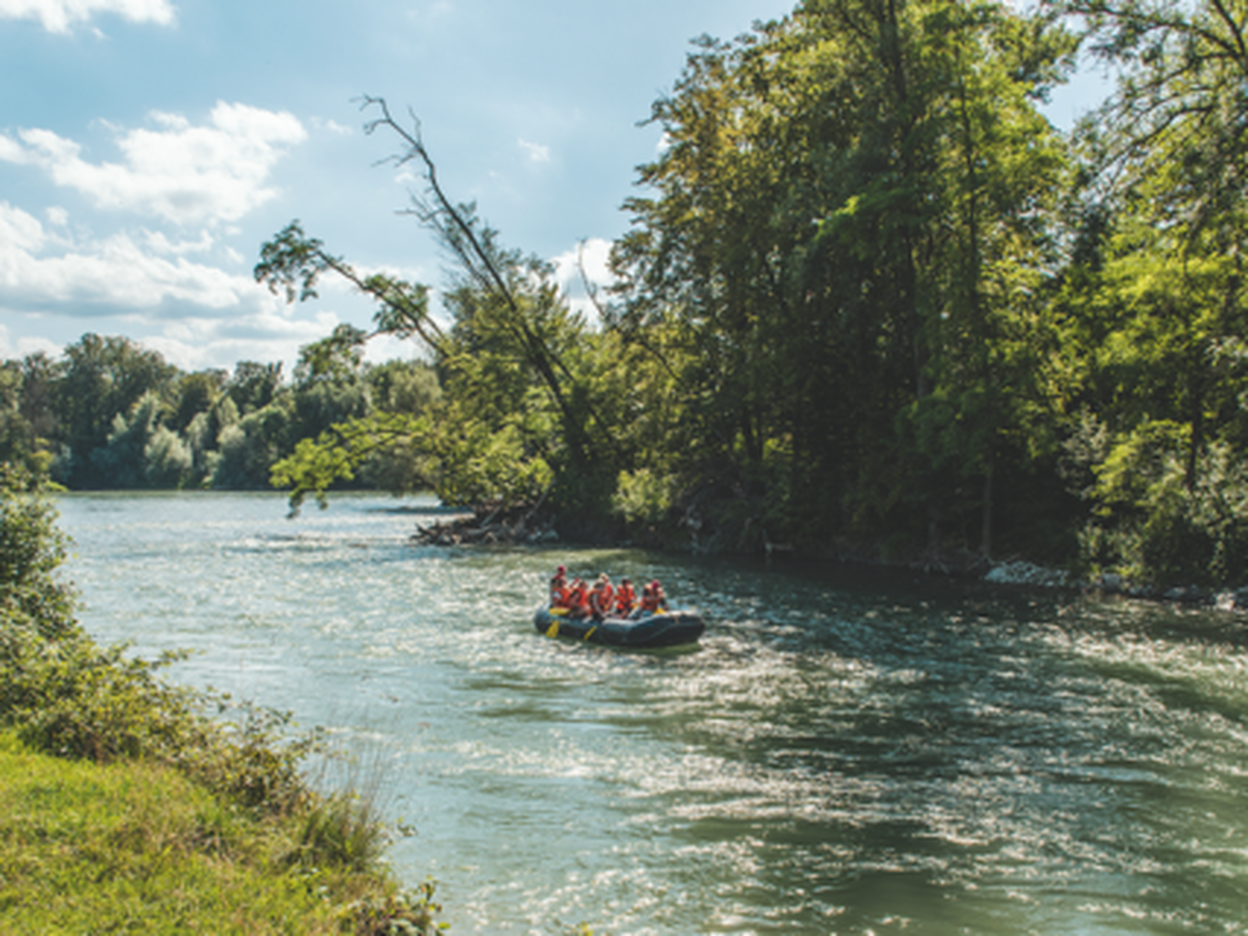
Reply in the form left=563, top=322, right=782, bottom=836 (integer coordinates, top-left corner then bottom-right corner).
left=1073, top=423, right=1248, bottom=587
left=297, top=789, right=391, bottom=873
left=337, top=879, right=450, bottom=935
left=0, top=464, right=450, bottom=929
left=611, top=467, right=676, bottom=526
left=0, top=464, right=76, bottom=639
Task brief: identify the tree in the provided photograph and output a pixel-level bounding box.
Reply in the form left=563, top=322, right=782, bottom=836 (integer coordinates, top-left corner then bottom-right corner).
left=172, top=370, right=227, bottom=434
left=0, top=361, right=36, bottom=472
left=1048, top=0, right=1248, bottom=582
left=0, top=464, right=75, bottom=640
left=257, top=98, right=618, bottom=516
left=54, top=334, right=177, bottom=488
left=227, top=361, right=284, bottom=416
left=612, top=0, right=1075, bottom=557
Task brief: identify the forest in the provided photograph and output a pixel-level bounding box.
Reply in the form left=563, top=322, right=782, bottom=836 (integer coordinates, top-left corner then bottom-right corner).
left=4, top=0, right=1248, bottom=589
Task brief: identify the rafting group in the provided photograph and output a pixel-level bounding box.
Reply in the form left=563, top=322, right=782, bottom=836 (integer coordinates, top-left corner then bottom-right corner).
left=549, top=565, right=668, bottom=620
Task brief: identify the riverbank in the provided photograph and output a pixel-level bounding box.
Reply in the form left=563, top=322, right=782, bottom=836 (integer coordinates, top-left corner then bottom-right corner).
left=0, top=731, right=374, bottom=933
left=0, top=472, right=445, bottom=934
left=0, top=730, right=452, bottom=933
left=417, top=500, right=1248, bottom=612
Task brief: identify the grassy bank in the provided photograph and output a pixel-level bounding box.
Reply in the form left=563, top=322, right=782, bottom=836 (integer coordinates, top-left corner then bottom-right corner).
left=0, top=730, right=348, bottom=933
left=0, top=466, right=446, bottom=934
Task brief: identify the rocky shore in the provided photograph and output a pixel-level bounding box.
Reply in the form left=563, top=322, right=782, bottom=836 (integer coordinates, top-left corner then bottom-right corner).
left=983, top=559, right=1248, bottom=610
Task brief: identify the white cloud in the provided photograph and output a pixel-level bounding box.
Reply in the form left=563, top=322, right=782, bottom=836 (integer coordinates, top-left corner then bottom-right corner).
left=142, top=229, right=214, bottom=256
left=311, top=117, right=352, bottom=136
left=0, top=201, right=272, bottom=313
left=518, top=138, right=551, bottom=164
left=0, top=200, right=385, bottom=371
left=551, top=237, right=614, bottom=320
left=0, top=322, right=61, bottom=361
left=139, top=308, right=340, bottom=372
left=0, top=201, right=49, bottom=254
left=0, top=200, right=355, bottom=372
left=0, top=102, right=307, bottom=226
left=0, top=0, right=174, bottom=33
left=552, top=237, right=612, bottom=289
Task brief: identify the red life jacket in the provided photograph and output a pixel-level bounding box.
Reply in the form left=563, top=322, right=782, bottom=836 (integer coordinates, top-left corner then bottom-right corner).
left=567, top=584, right=589, bottom=616
left=550, top=583, right=570, bottom=608
left=639, top=587, right=659, bottom=613
left=589, top=584, right=614, bottom=617
left=615, top=584, right=636, bottom=613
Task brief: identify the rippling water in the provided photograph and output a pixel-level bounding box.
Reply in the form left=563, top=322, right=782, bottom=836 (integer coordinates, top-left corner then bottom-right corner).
left=55, top=492, right=1248, bottom=934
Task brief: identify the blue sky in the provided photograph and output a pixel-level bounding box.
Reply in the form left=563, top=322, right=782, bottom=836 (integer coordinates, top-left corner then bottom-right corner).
left=0, top=0, right=1110, bottom=374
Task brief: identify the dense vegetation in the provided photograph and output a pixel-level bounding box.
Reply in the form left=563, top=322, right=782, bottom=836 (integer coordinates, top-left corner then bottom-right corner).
left=0, top=466, right=448, bottom=933
left=5, top=0, right=1248, bottom=589
left=0, top=331, right=440, bottom=494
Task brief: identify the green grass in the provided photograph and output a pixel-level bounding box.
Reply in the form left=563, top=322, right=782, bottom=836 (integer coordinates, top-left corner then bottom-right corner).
left=0, top=730, right=350, bottom=934
left=0, top=472, right=447, bottom=933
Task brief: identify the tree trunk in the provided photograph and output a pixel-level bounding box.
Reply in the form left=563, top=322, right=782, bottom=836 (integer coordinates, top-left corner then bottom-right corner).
left=980, top=459, right=994, bottom=559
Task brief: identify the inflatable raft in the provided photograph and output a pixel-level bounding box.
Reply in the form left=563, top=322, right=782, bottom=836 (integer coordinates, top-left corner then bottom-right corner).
left=534, top=606, right=705, bottom=649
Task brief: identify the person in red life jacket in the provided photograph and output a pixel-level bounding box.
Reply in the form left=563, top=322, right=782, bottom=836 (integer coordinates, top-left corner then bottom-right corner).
left=565, top=578, right=590, bottom=618
left=614, top=577, right=637, bottom=615
left=638, top=582, right=657, bottom=614
left=638, top=579, right=668, bottom=614
left=549, top=564, right=569, bottom=608
left=588, top=573, right=615, bottom=620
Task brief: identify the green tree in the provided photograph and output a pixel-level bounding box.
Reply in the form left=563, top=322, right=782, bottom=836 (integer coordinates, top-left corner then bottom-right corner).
left=0, top=362, right=35, bottom=472
left=227, top=361, right=284, bottom=416
left=257, top=99, right=615, bottom=517
left=1048, top=0, right=1248, bottom=583
left=0, top=464, right=75, bottom=640
left=612, top=0, right=1074, bottom=557
left=209, top=398, right=295, bottom=490
left=54, top=334, right=177, bottom=488
left=90, top=392, right=192, bottom=489
left=172, top=369, right=227, bottom=434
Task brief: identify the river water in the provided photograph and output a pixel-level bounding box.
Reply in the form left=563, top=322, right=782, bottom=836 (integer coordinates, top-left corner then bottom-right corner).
left=54, top=492, right=1248, bottom=934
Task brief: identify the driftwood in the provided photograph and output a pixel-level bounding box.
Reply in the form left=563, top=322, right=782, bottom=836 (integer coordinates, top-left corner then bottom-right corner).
left=411, top=502, right=558, bottom=547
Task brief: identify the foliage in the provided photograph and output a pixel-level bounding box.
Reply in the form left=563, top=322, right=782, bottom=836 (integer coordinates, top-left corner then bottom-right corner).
left=0, top=733, right=340, bottom=934
left=0, top=328, right=445, bottom=497
left=337, top=878, right=450, bottom=935
left=53, top=334, right=179, bottom=488
left=0, top=454, right=445, bottom=932
left=0, top=469, right=316, bottom=809
left=257, top=98, right=612, bottom=519
left=611, top=0, right=1075, bottom=558
left=611, top=467, right=677, bottom=527
left=0, top=464, right=75, bottom=638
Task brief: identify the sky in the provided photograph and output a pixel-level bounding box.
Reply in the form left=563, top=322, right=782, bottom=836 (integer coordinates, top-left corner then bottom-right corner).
left=0, top=0, right=1112, bottom=375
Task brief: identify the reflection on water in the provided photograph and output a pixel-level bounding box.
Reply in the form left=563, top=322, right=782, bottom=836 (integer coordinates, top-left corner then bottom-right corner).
left=57, top=492, right=1248, bottom=934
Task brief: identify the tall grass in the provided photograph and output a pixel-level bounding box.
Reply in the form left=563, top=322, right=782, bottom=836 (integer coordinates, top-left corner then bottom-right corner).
left=0, top=465, right=447, bottom=933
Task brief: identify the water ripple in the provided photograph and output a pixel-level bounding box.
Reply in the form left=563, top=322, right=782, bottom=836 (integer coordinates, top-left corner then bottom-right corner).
left=55, top=493, right=1248, bottom=934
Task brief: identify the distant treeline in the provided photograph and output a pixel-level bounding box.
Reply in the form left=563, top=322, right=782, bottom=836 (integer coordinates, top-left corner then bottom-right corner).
left=0, top=331, right=440, bottom=492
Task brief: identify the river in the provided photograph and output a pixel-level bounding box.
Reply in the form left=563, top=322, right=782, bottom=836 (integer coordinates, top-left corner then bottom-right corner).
left=55, top=491, right=1248, bottom=934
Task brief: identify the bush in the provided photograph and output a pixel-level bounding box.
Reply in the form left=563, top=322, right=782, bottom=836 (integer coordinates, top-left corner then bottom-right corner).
left=0, top=462, right=450, bottom=930
left=1074, top=424, right=1248, bottom=587
left=0, top=464, right=76, bottom=639
left=337, top=879, right=450, bottom=935
left=611, top=467, right=676, bottom=526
